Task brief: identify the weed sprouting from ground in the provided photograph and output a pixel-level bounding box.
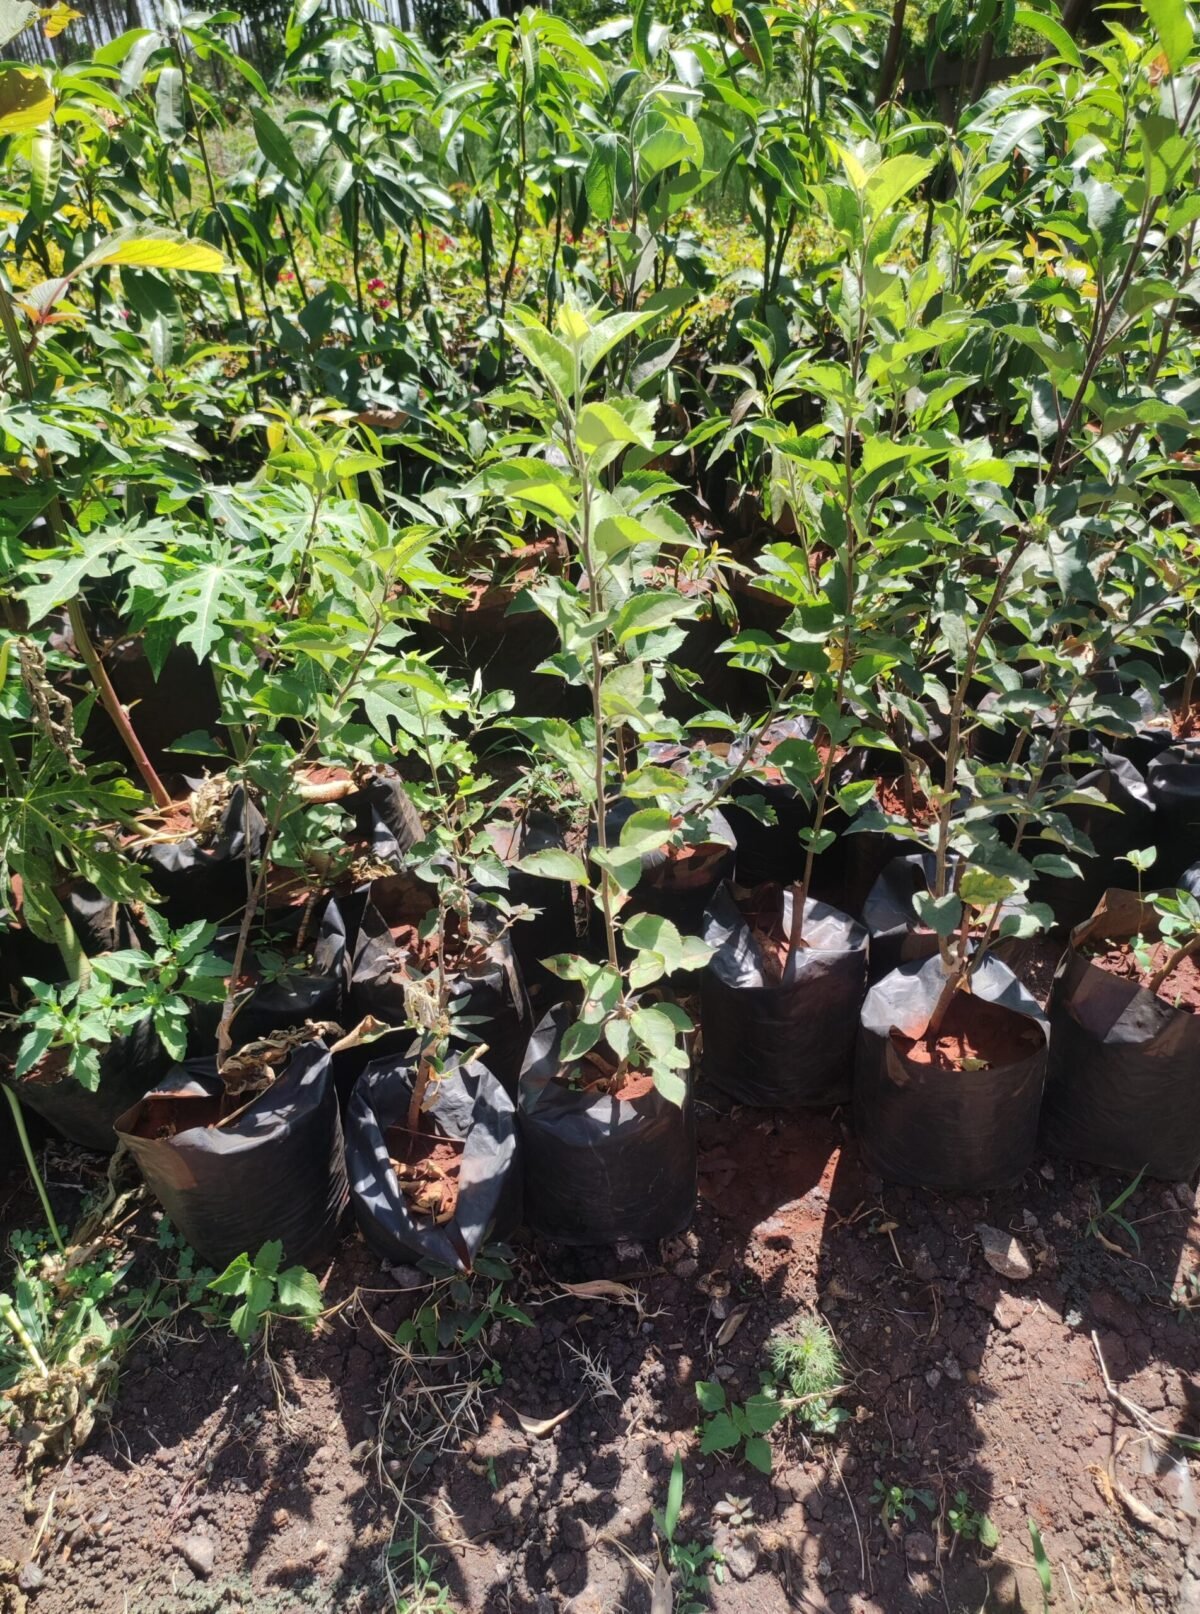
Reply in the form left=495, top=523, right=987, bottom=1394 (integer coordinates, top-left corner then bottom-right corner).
left=766, top=1317, right=846, bottom=1435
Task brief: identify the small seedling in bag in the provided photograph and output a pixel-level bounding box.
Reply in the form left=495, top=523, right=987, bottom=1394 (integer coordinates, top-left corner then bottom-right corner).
left=206, top=1240, right=323, bottom=1350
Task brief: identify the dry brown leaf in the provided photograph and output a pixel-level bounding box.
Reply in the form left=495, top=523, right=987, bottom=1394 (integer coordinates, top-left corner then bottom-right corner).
left=1114, top=1483, right=1177, bottom=1541
left=650, top=1559, right=673, bottom=1614
left=715, top=1305, right=749, bottom=1347
left=513, top=1395, right=584, bottom=1438
left=555, top=1280, right=642, bottom=1313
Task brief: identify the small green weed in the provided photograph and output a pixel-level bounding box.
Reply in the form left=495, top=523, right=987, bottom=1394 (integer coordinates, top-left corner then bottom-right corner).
left=695, top=1379, right=783, bottom=1474
left=947, top=1489, right=999, bottom=1549
left=871, top=1479, right=936, bottom=1525
left=765, top=1317, right=846, bottom=1434
left=388, top=1519, right=456, bottom=1612
left=394, top=1247, right=530, bottom=1358
left=1086, top=1166, right=1146, bottom=1253
left=1028, top=1518, right=1053, bottom=1612
left=654, top=1453, right=723, bottom=1614
left=206, top=1240, right=323, bottom=1350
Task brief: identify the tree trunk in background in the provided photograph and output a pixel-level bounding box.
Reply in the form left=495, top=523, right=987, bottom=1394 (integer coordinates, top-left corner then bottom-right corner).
left=876, top=0, right=907, bottom=107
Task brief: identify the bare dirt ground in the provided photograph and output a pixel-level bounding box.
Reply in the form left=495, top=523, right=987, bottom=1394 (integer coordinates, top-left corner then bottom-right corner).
left=2, top=1096, right=1199, bottom=1614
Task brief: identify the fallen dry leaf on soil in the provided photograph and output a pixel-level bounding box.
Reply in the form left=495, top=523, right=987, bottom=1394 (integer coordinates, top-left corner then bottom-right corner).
left=513, top=1395, right=584, bottom=1438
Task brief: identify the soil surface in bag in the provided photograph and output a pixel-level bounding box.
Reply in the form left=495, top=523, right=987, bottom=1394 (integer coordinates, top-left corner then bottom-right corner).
left=854, top=954, right=1049, bottom=1192
left=1147, top=740, right=1200, bottom=885
left=115, top=1040, right=347, bottom=1270
left=1040, top=887, right=1200, bottom=1179
left=134, top=778, right=267, bottom=924
left=348, top=874, right=530, bottom=1095
left=701, top=881, right=867, bottom=1107
left=517, top=1003, right=696, bottom=1246
left=346, top=1052, right=520, bottom=1271
left=6, top=1012, right=174, bottom=1153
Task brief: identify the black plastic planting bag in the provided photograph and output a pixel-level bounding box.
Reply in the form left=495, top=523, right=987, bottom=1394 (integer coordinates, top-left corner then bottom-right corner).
left=1028, top=751, right=1154, bottom=930
left=137, top=781, right=267, bottom=924
left=346, top=1052, right=520, bottom=1271
left=226, top=899, right=348, bottom=1051
left=701, top=883, right=867, bottom=1107
left=1040, top=889, right=1200, bottom=1180
left=854, top=955, right=1048, bottom=1191
left=115, top=1040, right=347, bottom=1269
left=486, top=812, right=579, bottom=994
left=1147, top=741, right=1200, bottom=884
left=861, top=853, right=1025, bottom=983
left=349, top=875, right=530, bottom=1095
left=862, top=854, right=944, bottom=982
left=8, top=1014, right=174, bottom=1153
left=344, top=767, right=424, bottom=864
left=518, top=1004, right=696, bottom=1245
left=711, top=720, right=816, bottom=889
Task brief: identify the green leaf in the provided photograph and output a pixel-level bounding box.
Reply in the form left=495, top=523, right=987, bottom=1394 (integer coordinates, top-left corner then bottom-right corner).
left=276, top=1265, right=323, bottom=1320
left=0, top=1, right=36, bottom=48
left=664, top=1452, right=684, bottom=1542
left=631, top=1004, right=683, bottom=1061
left=591, top=845, right=645, bottom=893
left=700, top=1410, right=742, bottom=1451
left=863, top=155, right=933, bottom=221
left=743, top=1435, right=773, bottom=1474
left=561, top=1019, right=604, bottom=1061
left=912, top=891, right=963, bottom=938
left=959, top=868, right=1020, bottom=908
left=1144, top=0, right=1192, bottom=70
left=618, top=807, right=674, bottom=853
left=77, top=226, right=226, bottom=277
left=585, top=133, right=618, bottom=221
left=1014, top=7, right=1082, bottom=63
left=29, top=127, right=61, bottom=220
left=253, top=1239, right=283, bottom=1278
left=155, top=64, right=184, bottom=141
left=515, top=848, right=589, bottom=885
left=614, top=589, right=696, bottom=645
left=207, top=1252, right=252, bottom=1297
left=252, top=105, right=302, bottom=186
left=696, top=1380, right=727, bottom=1412
left=0, top=66, right=52, bottom=135
left=501, top=317, right=574, bottom=400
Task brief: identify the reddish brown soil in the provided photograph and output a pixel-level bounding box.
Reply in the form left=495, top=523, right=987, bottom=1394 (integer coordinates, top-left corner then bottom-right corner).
left=1088, top=940, right=1200, bottom=1014
left=737, top=882, right=794, bottom=984
left=892, top=994, right=1044, bottom=1071
left=386, top=1124, right=464, bottom=1223
left=877, top=772, right=936, bottom=825
left=4, top=1093, right=1200, bottom=1614
left=434, top=535, right=566, bottom=623
left=125, top=1086, right=253, bottom=1140
left=650, top=839, right=728, bottom=892
left=1175, top=701, right=1200, bottom=739
left=574, top=1047, right=655, bottom=1102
